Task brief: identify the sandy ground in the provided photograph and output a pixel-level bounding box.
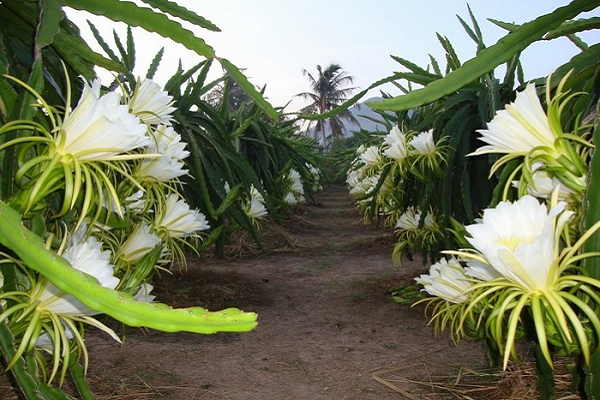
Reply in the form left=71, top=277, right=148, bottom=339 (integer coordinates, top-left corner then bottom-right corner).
left=2, top=184, right=491, bottom=400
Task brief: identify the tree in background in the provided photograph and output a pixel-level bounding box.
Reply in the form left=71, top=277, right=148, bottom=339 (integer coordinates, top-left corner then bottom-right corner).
left=296, top=64, right=360, bottom=149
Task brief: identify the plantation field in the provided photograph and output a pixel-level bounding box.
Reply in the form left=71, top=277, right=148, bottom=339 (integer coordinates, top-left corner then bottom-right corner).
left=74, top=184, right=491, bottom=399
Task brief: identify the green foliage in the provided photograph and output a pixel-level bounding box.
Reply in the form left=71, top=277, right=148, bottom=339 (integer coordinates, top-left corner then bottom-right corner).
left=343, top=4, right=599, bottom=397
left=346, top=9, right=518, bottom=263
left=0, top=1, right=298, bottom=398
left=65, top=0, right=216, bottom=58
left=167, top=68, right=322, bottom=255
left=367, top=0, right=600, bottom=112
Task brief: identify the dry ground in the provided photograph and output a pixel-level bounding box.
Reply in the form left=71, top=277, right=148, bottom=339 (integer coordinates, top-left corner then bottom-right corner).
left=4, top=184, right=560, bottom=399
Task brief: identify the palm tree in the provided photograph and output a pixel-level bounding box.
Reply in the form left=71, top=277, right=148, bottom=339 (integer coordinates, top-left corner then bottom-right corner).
left=296, top=64, right=360, bottom=149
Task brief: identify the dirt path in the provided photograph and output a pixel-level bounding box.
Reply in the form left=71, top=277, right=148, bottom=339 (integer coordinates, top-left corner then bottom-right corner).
left=2, top=184, right=490, bottom=399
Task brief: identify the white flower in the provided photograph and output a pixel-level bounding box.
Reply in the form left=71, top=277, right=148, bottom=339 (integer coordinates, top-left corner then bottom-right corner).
left=133, top=283, right=156, bottom=303
left=350, top=175, right=378, bottom=198
left=383, top=126, right=408, bottom=161
left=415, top=257, right=471, bottom=303
left=359, top=145, right=381, bottom=167
left=118, top=223, right=162, bottom=264
left=385, top=126, right=405, bottom=146
left=346, top=167, right=365, bottom=189
left=395, top=207, right=436, bottom=230
left=396, top=207, right=420, bottom=230
left=306, top=163, right=322, bottom=191
left=471, top=84, right=555, bottom=156
left=245, top=186, right=268, bottom=219
left=246, top=196, right=268, bottom=219
left=55, top=79, right=149, bottom=161
left=384, top=139, right=408, bottom=161
left=512, top=164, right=577, bottom=201
left=465, top=195, right=574, bottom=291
left=137, top=125, right=189, bottom=181
left=128, top=79, right=176, bottom=126
left=409, top=130, right=436, bottom=155
left=156, top=194, right=210, bottom=238
left=38, top=234, right=119, bottom=316
left=283, top=191, right=298, bottom=205
left=288, top=169, right=304, bottom=195
left=124, top=190, right=146, bottom=212
left=464, top=259, right=502, bottom=282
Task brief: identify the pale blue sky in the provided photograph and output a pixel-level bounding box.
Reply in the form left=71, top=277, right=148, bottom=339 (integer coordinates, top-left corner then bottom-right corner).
left=66, top=1, right=599, bottom=112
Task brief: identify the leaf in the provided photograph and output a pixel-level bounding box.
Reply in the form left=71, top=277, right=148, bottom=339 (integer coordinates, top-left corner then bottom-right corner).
left=428, top=54, right=442, bottom=75
left=87, top=20, right=120, bottom=62
left=219, top=58, right=279, bottom=120
left=551, top=43, right=600, bottom=88
left=488, top=18, right=519, bottom=32
left=586, top=350, right=600, bottom=399
left=37, top=0, right=63, bottom=48
left=0, top=43, right=18, bottom=122
left=146, top=47, right=164, bottom=79
left=582, top=93, right=600, bottom=279
left=368, top=0, right=600, bottom=111
left=126, top=25, right=136, bottom=72
left=390, top=55, right=441, bottom=79
left=53, top=29, right=123, bottom=76
left=545, top=17, right=600, bottom=39
left=112, top=28, right=129, bottom=69
left=139, top=0, right=220, bottom=32
left=436, top=33, right=461, bottom=71
left=64, top=0, right=215, bottom=58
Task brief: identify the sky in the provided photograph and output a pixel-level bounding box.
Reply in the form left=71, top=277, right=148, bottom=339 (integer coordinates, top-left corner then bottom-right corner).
left=65, top=1, right=599, bottom=112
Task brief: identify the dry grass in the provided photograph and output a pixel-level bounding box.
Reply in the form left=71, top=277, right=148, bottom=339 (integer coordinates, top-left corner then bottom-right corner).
left=372, top=358, right=579, bottom=400
left=219, top=213, right=323, bottom=258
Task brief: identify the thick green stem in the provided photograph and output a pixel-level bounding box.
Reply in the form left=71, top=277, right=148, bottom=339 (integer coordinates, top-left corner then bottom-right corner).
left=68, top=357, right=95, bottom=400
left=0, top=200, right=257, bottom=334
left=582, top=105, right=600, bottom=399
left=583, top=107, right=600, bottom=278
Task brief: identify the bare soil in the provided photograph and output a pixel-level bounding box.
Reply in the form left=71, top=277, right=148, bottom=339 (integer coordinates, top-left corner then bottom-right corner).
left=3, top=184, right=495, bottom=400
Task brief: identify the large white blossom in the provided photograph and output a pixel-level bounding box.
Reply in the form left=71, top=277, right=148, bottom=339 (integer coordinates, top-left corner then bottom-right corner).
left=409, top=130, right=436, bottom=155
left=118, top=223, right=162, bottom=264
left=415, top=257, right=471, bottom=303
left=245, top=185, right=268, bottom=220
left=137, top=124, right=189, bottom=181
left=383, top=126, right=408, bottom=161
left=465, top=195, right=573, bottom=291
left=55, top=79, right=149, bottom=161
left=470, top=84, right=555, bottom=156
left=512, top=163, right=577, bottom=201
left=283, top=191, right=298, bottom=205
left=128, top=79, right=176, bottom=126
left=288, top=168, right=304, bottom=196
left=155, top=194, right=210, bottom=238
left=395, top=207, right=434, bottom=230
left=133, top=283, right=156, bottom=303
left=464, top=259, right=502, bottom=282
left=37, top=233, right=119, bottom=316
left=359, top=145, right=381, bottom=167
